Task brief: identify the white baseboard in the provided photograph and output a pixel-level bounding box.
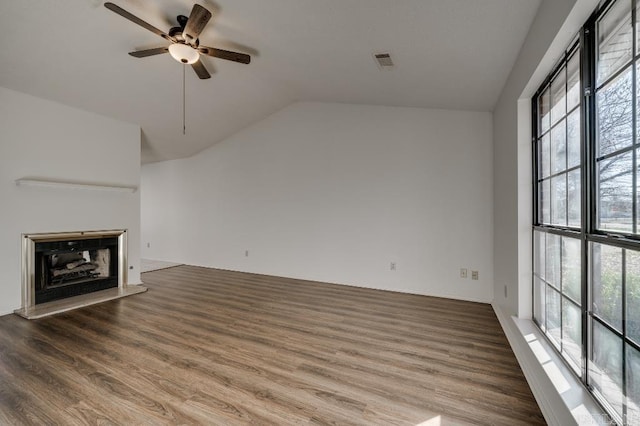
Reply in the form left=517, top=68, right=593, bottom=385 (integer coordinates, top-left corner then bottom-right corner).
left=0, top=309, right=15, bottom=318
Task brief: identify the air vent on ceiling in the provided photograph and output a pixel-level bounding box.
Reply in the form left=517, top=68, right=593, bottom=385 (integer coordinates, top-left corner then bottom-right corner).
left=374, top=53, right=394, bottom=68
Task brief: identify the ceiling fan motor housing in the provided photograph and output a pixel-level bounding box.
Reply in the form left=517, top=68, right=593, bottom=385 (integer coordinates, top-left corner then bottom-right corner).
left=169, top=28, right=199, bottom=47
left=176, top=14, right=188, bottom=28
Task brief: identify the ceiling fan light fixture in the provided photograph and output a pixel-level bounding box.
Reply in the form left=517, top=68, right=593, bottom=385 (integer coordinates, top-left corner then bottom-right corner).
left=168, top=43, right=199, bottom=64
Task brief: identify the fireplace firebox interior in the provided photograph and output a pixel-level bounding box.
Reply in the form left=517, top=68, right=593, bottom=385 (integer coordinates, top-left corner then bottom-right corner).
left=34, top=237, right=119, bottom=304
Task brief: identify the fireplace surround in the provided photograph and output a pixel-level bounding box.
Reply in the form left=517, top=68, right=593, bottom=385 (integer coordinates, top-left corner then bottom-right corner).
left=15, top=229, right=146, bottom=319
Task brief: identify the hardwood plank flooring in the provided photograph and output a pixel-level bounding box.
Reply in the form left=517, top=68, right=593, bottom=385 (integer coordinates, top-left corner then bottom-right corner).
left=0, top=265, right=545, bottom=425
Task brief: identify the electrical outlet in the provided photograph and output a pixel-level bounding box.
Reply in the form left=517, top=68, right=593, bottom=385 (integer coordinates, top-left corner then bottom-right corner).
left=146, top=242, right=150, bottom=248
left=390, top=262, right=396, bottom=271
left=460, top=268, right=468, bottom=278
left=245, top=250, right=249, bottom=257
left=504, top=285, right=508, bottom=298
left=471, top=271, right=479, bottom=280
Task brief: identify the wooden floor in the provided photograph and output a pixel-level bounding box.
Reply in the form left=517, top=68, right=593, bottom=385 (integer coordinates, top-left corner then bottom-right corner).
left=0, top=266, right=545, bottom=425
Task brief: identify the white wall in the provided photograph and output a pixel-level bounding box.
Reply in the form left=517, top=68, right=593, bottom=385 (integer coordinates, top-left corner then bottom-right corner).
left=142, top=101, right=493, bottom=302
left=0, top=86, right=142, bottom=315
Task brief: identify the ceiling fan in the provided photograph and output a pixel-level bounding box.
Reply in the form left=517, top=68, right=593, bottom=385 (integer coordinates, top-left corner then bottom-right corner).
left=104, top=2, right=251, bottom=79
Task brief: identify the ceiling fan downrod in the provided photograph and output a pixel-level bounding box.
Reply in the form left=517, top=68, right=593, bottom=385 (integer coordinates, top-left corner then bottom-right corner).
left=183, top=64, right=186, bottom=135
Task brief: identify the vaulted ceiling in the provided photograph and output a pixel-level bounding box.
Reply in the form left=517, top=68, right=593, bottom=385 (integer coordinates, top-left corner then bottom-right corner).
left=0, top=0, right=540, bottom=163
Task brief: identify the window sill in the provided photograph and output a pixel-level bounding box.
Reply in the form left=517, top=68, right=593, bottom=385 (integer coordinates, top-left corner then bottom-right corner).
left=493, top=303, right=610, bottom=426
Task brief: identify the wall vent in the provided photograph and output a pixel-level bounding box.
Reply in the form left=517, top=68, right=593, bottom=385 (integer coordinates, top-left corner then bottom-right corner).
left=374, top=53, right=394, bottom=68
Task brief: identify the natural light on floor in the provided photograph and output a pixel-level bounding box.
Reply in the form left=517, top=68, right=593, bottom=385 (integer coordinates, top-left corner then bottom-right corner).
left=415, top=415, right=441, bottom=426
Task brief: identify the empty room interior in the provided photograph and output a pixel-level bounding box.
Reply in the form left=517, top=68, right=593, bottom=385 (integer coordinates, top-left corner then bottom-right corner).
left=2, top=0, right=635, bottom=424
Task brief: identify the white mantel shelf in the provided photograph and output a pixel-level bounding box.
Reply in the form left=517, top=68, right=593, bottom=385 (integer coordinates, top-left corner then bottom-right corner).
left=15, top=178, right=138, bottom=193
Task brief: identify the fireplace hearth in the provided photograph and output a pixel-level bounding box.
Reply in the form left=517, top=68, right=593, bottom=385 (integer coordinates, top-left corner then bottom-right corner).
left=15, top=230, right=147, bottom=319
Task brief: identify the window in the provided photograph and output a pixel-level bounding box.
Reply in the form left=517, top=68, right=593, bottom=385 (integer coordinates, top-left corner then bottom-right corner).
left=532, top=1, right=640, bottom=424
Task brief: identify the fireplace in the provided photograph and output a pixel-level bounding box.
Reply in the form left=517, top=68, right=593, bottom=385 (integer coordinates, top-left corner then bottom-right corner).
left=16, top=230, right=146, bottom=319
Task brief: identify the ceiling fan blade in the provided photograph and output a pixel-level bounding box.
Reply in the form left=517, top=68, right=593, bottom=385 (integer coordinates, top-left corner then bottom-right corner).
left=191, top=60, right=211, bottom=79
left=104, top=2, right=175, bottom=42
left=183, top=5, right=212, bottom=44
left=128, top=47, right=169, bottom=58
left=198, top=47, right=251, bottom=65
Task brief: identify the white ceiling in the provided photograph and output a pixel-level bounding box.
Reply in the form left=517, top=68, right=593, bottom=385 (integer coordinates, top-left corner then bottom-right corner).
left=0, top=0, right=540, bottom=163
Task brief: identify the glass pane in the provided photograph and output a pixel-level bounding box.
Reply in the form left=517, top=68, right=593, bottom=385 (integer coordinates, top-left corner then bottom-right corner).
left=541, top=178, right=551, bottom=224
left=597, top=0, right=632, bottom=85
left=568, top=169, right=581, bottom=228
left=637, top=149, right=640, bottom=234
left=547, top=286, right=561, bottom=346
left=551, top=175, right=567, bottom=226
left=597, top=68, right=633, bottom=157
left=567, top=109, right=581, bottom=169
left=590, top=320, right=623, bottom=418
left=551, top=68, right=567, bottom=125
left=551, top=120, right=567, bottom=174
left=534, top=230, right=545, bottom=278
left=567, top=51, right=580, bottom=110
left=562, top=236, right=581, bottom=302
left=540, top=133, right=551, bottom=179
left=627, top=249, right=640, bottom=344
left=637, top=0, right=640, bottom=55
left=627, top=345, right=640, bottom=424
left=534, top=277, right=546, bottom=331
left=546, top=233, right=561, bottom=288
left=636, top=63, right=640, bottom=141
left=562, top=298, right=582, bottom=373
left=598, top=151, right=633, bottom=233
left=592, top=243, right=623, bottom=331
left=540, top=88, right=550, bottom=135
